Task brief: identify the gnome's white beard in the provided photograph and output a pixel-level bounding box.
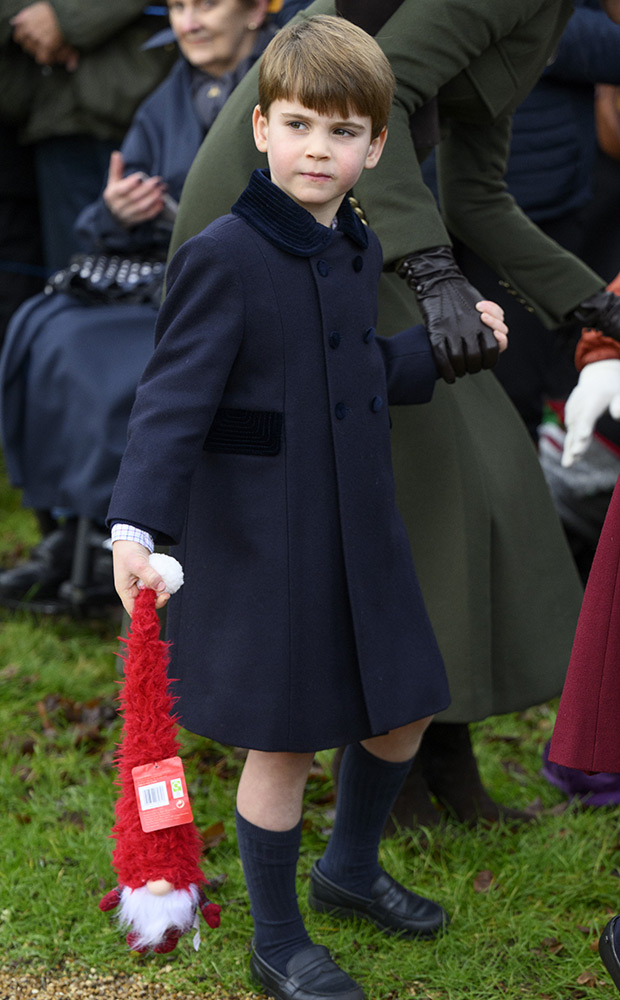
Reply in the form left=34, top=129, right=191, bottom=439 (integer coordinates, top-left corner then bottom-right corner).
left=118, top=884, right=199, bottom=949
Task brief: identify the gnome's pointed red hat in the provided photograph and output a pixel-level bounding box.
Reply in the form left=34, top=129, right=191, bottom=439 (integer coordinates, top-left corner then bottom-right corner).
left=100, top=554, right=221, bottom=953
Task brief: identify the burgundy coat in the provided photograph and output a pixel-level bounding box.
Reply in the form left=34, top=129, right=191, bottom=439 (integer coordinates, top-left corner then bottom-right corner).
left=108, top=171, right=449, bottom=753
left=550, top=473, right=620, bottom=773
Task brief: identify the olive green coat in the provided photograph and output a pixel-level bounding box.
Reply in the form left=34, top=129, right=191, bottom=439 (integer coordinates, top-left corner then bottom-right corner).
left=168, top=0, right=590, bottom=721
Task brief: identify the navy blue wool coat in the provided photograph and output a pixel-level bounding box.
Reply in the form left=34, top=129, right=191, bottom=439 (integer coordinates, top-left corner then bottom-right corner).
left=108, top=170, right=449, bottom=752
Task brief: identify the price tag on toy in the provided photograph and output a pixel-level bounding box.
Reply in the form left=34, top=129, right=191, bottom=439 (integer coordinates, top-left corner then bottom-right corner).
left=132, top=756, right=193, bottom=832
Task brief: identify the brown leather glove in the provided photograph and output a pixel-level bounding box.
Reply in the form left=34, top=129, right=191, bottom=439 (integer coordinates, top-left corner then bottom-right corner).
left=397, top=246, right=500, bottom=383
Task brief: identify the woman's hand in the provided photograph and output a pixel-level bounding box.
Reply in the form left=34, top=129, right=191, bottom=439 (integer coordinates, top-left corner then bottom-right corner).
left=103, top=151, right=168, bottom=228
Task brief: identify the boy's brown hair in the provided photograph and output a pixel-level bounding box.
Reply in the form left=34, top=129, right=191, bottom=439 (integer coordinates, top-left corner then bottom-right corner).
left=258, top=14, right=395, bottom=138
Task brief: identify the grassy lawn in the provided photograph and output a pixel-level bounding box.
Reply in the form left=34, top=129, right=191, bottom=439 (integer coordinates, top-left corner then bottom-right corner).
left=1, top=454, right=619, bottom=999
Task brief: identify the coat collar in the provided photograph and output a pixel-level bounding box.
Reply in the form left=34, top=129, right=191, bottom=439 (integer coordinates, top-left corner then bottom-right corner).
left=231, top=169, right=368, bottom=257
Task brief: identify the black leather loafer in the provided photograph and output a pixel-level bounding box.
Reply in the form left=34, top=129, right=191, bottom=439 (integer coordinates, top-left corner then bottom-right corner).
left=250, top=942, right=365, bottom=1000
left=308, top=862, right=449, bottom=939
left=599, top=915, right=620, bottom=991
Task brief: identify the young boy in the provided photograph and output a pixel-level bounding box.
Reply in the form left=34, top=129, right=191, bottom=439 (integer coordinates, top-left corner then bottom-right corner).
left=109, top=16, right=507, bottom=1000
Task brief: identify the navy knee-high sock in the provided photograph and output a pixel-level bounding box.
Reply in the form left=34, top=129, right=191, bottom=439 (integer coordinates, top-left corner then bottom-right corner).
left=319, top=741, right=413, bottom=897
left=235, top=809, right=312, bottom=973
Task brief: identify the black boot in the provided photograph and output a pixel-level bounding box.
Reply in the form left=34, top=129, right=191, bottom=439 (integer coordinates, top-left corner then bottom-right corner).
left=0, top=519, right=77, bottom=604
left=417, top=721, right=534, bottom=825
left=331, top=746, right=441, bottom=836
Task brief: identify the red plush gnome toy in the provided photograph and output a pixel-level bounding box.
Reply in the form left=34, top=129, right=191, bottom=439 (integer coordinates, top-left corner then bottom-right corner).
left=99, top=553, right=221, bottom=953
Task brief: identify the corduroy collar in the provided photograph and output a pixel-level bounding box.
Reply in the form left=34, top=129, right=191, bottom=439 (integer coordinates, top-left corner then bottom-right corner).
left=231, top=168, right=368, bottom=257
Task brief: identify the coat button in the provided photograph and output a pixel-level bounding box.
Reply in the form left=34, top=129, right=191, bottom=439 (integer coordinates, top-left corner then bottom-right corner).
left=329, top=331, right=341, bottom=349
left=370, top=395, right=383, bottom=412
left=317, top=260, right=329, bottom=276
left=353, top=255, right=363, bottom=272
left=364, top=327, right=375, bottom=343
left=335, top=402, right=347, bottom=420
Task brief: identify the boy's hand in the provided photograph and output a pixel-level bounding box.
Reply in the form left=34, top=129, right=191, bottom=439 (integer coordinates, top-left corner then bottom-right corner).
left=112, top=540, right=170, bottom=617
left=476, top=300, right=508, bottom=353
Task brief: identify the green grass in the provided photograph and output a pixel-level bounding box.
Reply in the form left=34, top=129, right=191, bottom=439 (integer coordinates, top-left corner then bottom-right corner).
left=1, top=454, right=620, bottom=999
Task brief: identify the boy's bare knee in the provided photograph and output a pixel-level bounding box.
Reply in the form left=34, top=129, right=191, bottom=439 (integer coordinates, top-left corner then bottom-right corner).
left=362, top=715, right=434, bottom=762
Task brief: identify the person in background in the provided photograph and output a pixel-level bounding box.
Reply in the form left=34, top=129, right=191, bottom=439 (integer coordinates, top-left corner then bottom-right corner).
left=0, top=0, right=273, bottom=611
left=0, top=1, right=176, bottom=271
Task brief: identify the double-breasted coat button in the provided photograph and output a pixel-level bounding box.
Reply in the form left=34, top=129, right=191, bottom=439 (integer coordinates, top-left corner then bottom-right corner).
left=335, top=402, right=347, bottom=420
left=317, top=260, right=329, bottom=276
left=364, top=327, right=375, bottom=343
left=353, top=256, right=363, bottom=272
left=329, top=331, right=341, bottom=349
left=371, top=396, right=383, bottom=412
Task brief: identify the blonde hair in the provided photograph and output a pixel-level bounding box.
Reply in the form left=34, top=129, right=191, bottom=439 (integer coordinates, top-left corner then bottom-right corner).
left=258, top=15, right=394, bottom=139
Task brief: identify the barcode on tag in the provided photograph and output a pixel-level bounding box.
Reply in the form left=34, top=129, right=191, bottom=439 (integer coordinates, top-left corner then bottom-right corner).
left=138, top=780, right=169, bottom=810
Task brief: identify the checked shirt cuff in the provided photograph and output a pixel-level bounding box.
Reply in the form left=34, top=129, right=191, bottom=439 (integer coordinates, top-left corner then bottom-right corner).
left=110, top=523, right=154, bottom=553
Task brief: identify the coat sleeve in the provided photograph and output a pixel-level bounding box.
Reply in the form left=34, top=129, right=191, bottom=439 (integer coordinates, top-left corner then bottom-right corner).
left=376, top=325, right=438, bottom=406
left=437, top=112, right=604, bottom=327
left=107, top=230, right=245, bottom=544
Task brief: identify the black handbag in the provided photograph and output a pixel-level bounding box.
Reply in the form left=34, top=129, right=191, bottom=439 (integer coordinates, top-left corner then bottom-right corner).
left=45, top=252, right=166, bottom=308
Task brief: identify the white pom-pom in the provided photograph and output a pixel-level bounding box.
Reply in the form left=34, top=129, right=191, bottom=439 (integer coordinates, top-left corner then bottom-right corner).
left=148, top=553, right=184, bottom=594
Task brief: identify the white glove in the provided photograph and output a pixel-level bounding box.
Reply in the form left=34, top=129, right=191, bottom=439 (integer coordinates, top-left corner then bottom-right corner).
left=562, top=359, right=620, bottom=467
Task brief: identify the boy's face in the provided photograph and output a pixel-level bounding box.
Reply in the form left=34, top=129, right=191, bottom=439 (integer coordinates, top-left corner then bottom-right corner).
left=252, top=99, right=387, bottom=227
